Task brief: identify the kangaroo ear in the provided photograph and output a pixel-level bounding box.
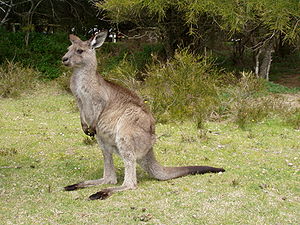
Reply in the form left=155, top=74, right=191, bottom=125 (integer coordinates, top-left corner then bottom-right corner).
left=69, top=34, right=81, bottom=43
left=89, top=31, right=107, bottom=49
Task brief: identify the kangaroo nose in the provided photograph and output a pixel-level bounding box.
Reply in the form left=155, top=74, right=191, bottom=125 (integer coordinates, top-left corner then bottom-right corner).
left=62, top=57, right=68, bottom=62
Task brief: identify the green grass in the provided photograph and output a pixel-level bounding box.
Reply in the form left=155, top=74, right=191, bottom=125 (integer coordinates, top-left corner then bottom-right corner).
left=0, top=86, right=299, bottom=224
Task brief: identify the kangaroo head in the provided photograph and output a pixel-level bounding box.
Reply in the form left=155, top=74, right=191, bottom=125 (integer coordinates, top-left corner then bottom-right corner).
left=62, top=31, right=107, bottom=68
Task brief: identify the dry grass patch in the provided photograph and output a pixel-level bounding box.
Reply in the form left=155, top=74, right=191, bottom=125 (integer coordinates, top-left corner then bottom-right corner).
left=0, top=62, right=40, bottom=98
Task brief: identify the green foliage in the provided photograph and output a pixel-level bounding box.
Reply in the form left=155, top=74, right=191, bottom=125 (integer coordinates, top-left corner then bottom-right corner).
left=98, top=42, right=165, bottom=74
left=0, top=31, right=164, bottom=81
left=102, top=49, right=299, bottom=129
left=105, top=59, right=140, bottom=90
left=131, top=44, right=165, bottom=71
left=0, top=62, right=40, bottom=98
left=98, top=0, right=300, bottom=41
left=0, top=31, right=69, bottom=79
left=232, top=72, right=267, bottom=97
left=142, top=49, right=222, bottom=126
left=97, top=42, right=131, bottom=72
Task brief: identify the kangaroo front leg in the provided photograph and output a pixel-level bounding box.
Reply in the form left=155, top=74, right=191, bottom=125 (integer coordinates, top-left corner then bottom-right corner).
left=77, top=99, right=96, bottom=137
left=89, top=151, right=137, bottom=200
left=86, top=100, right=105, bottom=137
left=64, top=146, right=117, bottom=191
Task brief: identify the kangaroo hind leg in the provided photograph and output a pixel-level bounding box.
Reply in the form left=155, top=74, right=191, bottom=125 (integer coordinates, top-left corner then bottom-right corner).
left=89, top=136, right=138, bottom=200
left=64, top=145, right=117, bottom=191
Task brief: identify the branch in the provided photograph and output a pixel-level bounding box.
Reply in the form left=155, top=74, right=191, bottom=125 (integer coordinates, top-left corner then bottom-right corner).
left=251, top=31, right=276, bottom=51
left=49, top=0, right=57, bottom=21
left=122, top=27, right=161, bottom=40
left=13, top=0, right=31, bottom=6
left=0, top=0, right=12, bottom=26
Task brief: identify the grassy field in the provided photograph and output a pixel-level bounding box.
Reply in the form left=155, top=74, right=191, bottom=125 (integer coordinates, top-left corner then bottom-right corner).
left=0, top=85, right=299, bottom=225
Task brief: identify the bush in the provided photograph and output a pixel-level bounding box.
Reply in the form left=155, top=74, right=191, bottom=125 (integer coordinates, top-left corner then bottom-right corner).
left=142, top=49, right=222, bottom=127
left=218, top=72, right=300, bottom=128
left=105, top=59, right=140, bottom=90
left=54, top=70, right=72, bottom=93
left=107, top=50, right=284, bottom=128
left=234, top=97, right=276, bottom=129
left=0, top=30, right=164, bottom=80
left=285, top=109, right=300, bottom=130
left=0, top=62, right=40, bottom=98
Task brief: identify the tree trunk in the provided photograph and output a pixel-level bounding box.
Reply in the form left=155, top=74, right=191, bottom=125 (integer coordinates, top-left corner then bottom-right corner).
left=232, top=39, right=245, bottom=65
left=25, top=31, right=30, bottom=46
left=254, top=40, right=274, bottom=80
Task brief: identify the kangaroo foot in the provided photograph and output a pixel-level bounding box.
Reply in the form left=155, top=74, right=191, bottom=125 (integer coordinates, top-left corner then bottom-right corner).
left=64, top=178, right=118, bottom=191
left=64, top=182, right=84, bottom=191
left=89, top=189, right=112, bottom=200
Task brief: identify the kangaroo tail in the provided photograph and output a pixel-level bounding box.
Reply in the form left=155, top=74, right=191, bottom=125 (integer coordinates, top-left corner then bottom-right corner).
left=138, top=149, right=225, bottom=181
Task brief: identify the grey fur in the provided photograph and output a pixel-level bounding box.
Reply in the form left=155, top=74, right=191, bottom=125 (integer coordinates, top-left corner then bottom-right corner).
left=62, top=31, right=225, bottom=199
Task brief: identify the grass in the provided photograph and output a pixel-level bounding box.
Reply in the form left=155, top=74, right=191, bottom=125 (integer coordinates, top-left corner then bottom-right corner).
left=0, top=85, right=299, bottom=224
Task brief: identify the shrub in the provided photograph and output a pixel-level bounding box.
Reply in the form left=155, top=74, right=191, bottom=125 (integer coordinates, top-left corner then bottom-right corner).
left=104, top=59, right=141, bottom=90
left=218, top=72, right=277, bottom=127
left=54, top=70, right=72, bottom=93
left=0, top=62, right=40, bottom=98
left=234, top=97, right=275, bottom=129
left=218, top=72, right=300, bottom=128
left=285, top=109, right=300, bottom=130
left=142, top=49, right=222, bottom=126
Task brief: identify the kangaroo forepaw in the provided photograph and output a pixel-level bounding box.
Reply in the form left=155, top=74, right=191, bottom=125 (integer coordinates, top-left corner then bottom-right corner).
left=84, top=128, right=96, bottom=137
left=64, top=183, right=83, bottom=191
left=82, top=125, right=96, bottom=137
left=89, top=189, right=112, bottom=200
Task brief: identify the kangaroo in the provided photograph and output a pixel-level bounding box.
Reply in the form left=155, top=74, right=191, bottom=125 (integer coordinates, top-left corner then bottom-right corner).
left=62, top=31, right=225, bottom=200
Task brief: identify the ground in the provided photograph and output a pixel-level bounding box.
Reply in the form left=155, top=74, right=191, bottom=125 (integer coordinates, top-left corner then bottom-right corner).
left=0, top=85, right=299, bottom=224
left=275, top=73, right=300, bottom=88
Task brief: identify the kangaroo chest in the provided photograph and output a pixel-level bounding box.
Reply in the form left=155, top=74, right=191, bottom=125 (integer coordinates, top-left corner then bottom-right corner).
left=71, top=76, right=98, bottom=126
left=71, top=74, right=117, bottom=147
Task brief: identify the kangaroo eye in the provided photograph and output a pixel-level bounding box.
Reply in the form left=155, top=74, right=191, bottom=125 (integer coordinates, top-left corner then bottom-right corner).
left=76, top=49, right=84, bottom=54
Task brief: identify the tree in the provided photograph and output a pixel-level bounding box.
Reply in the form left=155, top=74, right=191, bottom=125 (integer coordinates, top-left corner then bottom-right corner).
left=96, top=0, right=300, bottom=79
left=1, top=0, right=105, bottom=45
left=0, top=0, right=13, bottom=26
left=19, top=0, right=44, bottom=46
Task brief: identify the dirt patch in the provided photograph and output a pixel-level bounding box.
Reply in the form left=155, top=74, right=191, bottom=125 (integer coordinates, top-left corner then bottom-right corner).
left=278, top=93, right=300, bottom=109
left=275, top=74, right=300, bottom=88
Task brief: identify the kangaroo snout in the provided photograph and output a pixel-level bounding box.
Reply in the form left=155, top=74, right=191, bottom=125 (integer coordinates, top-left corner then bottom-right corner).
left=62, top=56, right=69, bottom=66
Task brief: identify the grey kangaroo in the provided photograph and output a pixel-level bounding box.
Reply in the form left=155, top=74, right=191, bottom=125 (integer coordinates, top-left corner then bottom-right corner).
left=62, top=31, right=225, bottom=200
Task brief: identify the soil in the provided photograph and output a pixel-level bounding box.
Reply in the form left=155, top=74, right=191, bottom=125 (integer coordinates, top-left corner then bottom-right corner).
left=275, top=73, right=300, bottom=88
left=273, top=73, right=300, bottom=108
